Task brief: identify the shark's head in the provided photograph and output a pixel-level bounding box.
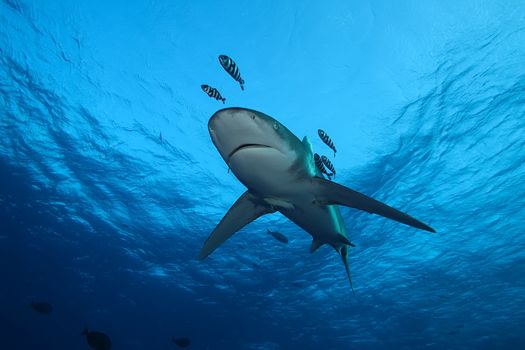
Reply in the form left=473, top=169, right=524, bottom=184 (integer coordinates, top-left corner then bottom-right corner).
left=208, top=108, right=303, bottom=191
left=209, top=108, right=291, bottom=163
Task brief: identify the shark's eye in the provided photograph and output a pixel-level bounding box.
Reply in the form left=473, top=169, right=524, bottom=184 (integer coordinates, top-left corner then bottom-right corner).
left=273, top=121, right=279, bottom=130
left=251, top=114, right=256, bottom=120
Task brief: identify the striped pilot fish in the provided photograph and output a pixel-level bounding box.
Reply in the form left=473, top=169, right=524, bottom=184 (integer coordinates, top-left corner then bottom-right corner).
left=318, top=129, right=337, bottom=157
left=314, top=153, right=333, bottom=180
left=201, top=84, right=226, bottom=103
left=321, top=155, right=336, bottom=178
left=218, top=55, right=245, bottom=90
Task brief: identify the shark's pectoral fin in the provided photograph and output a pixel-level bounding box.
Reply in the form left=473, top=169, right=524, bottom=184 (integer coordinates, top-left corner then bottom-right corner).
left=311, top=177, right=436, bottom=233
left=199, top=191, right=275, bottom=259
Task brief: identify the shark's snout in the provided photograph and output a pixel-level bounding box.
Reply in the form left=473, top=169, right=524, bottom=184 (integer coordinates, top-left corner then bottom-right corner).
left=208, top=108, right=276, bottom=162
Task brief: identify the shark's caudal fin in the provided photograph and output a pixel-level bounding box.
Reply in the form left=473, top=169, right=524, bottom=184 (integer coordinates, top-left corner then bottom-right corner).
left=199, top=191, right=275, bottom=259
left=340, top=245, right=355, bottom=295
left=312, top=177, right=436, bottom=233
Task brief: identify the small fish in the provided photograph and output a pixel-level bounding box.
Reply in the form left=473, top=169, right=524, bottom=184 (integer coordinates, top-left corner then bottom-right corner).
left=172, top=337, right=191, bottom=348
left=159, top=132, right=163, bottom=142
left=320, top=155, right=336, bottom=178
left=30, top=301, right=52, bottom=315
left=318, top=129, right=337, bottom=157
left=292, top=281, right=305, bottom=288
left=81, top=328, right=112, bottom=350
left=218, top=55, right=245, bottom=90
left=201, top=84, right=226, bottom=103
left=314, top=153, right=333, bottom=180
left=267, top=229, right=289, bottom=244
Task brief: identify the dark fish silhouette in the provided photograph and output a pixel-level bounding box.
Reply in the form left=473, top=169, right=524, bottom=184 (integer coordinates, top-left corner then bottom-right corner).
left=218, top=55, right=245, bottom=90
left=172, top=337, right=191, bottom=348
left=267, top=229, right=288, bottom=244
left=82, top=328, right=112, bottom=350
left=30, top=301, right=52, bottom=315
left=321, top=155, right=336, bottom=178
left=201, top=84, right=226, bottom=103
left=314, top=153, right=333, bottom=180
left=318, top=129, right=337, bottom=157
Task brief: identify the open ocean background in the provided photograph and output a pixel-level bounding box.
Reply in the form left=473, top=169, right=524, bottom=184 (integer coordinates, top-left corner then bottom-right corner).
left=1, top=1, right=524, bottom=349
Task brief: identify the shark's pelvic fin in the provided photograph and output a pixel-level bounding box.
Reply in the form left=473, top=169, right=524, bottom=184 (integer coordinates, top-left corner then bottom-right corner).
left=336, top=234, right=356, bottom=247
left=199, top=191, right=275, bottom=259
left=310, top=239, right=324, bottom=253
left=311, top=177, right=436, bottom=233
left=340, top=245, right=355, bottom=295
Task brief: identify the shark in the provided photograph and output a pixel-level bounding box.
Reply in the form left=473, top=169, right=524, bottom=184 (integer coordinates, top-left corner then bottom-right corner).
left=200, top=107, right=435, bottom=291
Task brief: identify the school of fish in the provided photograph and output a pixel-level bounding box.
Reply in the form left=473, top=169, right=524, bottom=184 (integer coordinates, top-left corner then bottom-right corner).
left=201, top=54, right=245, bottom=103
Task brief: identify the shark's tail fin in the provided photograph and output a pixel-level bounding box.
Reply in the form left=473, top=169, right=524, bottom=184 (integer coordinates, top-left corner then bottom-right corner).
left=340, top=245, right=356, bottom=296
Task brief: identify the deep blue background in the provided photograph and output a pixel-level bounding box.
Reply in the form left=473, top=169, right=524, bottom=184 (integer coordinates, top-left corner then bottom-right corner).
left=1, top=1, right=524, bottom=349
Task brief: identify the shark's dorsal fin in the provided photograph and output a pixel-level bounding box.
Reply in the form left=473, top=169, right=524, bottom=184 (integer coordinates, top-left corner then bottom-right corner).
left=310, top=239, right=324, bottom=253
left=311, top=177, right=436, bottom=233
left=302, top=136, right=312, bottom=151
left=199, top=191, right=275, bottom=259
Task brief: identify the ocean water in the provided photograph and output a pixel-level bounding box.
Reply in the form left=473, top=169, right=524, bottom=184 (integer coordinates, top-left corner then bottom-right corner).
left=1, top=0, right=524, bottom=349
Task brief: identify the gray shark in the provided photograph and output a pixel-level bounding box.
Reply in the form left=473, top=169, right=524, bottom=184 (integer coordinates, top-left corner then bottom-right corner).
left=200, top=107, right=435, bottom=291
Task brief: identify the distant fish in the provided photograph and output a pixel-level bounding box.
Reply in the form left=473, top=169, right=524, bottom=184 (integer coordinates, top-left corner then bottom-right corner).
left=314, top=153, right=333, bottom=180
left=30, top=301, right=52, bottom=315
left=292, top=281, right=305, bottom=288
left=82, top=328, right=112, bottom=350
left=321, top=155, right=336, bottom=178
left=318, top=129, right=337, bottom=157
left=267, top=229, right=289, bottom=244
left=218, top=55, right=245, bottom=90
left=201, top=84, right=226, bottom=103
left=172, top=337, right=191, bottom=348
left=159, top=132, right=163, bottom=142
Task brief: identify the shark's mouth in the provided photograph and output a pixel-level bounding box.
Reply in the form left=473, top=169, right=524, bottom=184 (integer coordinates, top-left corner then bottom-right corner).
left=227, top=143, right=272, bottom=162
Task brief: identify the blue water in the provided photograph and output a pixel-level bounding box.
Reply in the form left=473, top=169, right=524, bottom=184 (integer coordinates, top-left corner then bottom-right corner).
left=1, top=1, right=524, bottom=349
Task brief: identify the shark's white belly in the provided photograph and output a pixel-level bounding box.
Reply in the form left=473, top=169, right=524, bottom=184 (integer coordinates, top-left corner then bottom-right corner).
left=230, top=147, right=345, bottom=245
left=229, top=147, right=298, bottom=197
